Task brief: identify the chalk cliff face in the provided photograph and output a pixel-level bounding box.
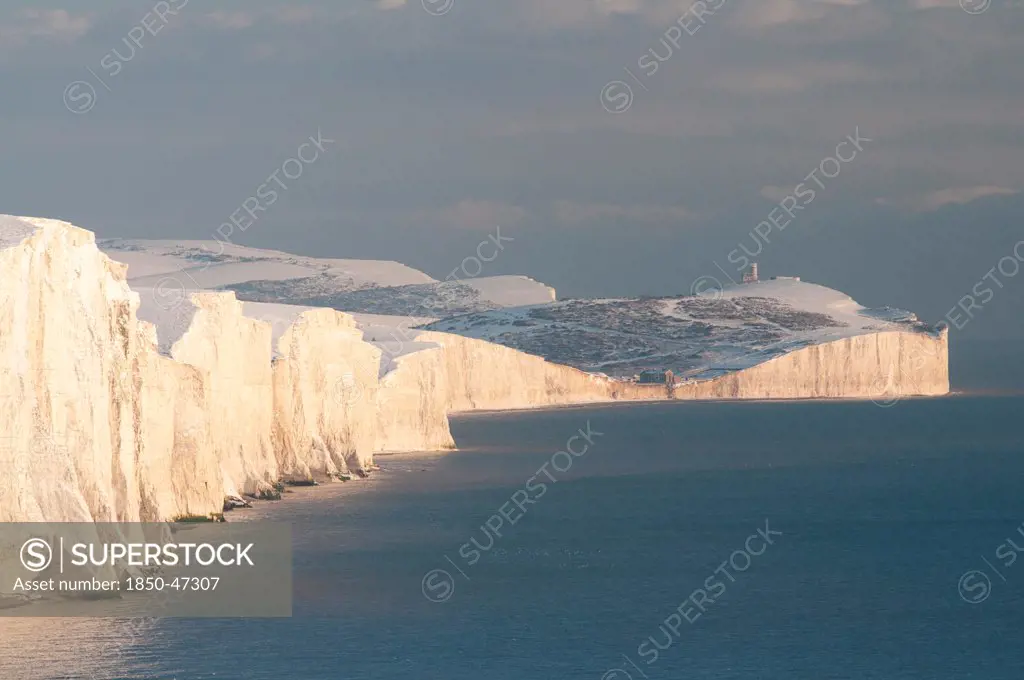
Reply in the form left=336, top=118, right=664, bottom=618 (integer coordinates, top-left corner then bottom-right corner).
left=0, top=217, right=141, bottom=524
left=0, top=217, right=392, bottom=531
left=375, top=347, right=455, bottom=453
left=0, top=215, right=951, bottom=532
left=370, top=325, right=948, bottom=450
left=132, top=321, right=223, bottom=521
left=672, top=329, right=949, bottom=401
left=415, top=325, right=949, bottom=405
left=413, top=330, right=620, bottom=411
left=258, top=307, right=381, bottom=477
left=369, top=330, right=634, bottom=453
left=166, top=292, right=277, bottom=497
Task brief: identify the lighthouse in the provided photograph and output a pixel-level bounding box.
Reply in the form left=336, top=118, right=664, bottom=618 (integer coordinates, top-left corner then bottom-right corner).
left=742, top=263, right=759, bottom=284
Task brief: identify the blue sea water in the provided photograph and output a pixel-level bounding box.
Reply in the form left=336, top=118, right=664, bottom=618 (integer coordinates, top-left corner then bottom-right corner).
left=5, top=395, right=1024, bottom=679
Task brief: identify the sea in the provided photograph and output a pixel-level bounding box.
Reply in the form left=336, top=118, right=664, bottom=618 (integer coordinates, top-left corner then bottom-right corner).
left=1, top=383, right=1022, bottom=679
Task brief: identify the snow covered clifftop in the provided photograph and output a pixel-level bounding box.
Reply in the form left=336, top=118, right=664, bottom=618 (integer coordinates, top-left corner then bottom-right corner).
left=98, top=234, right=950, bottom=445
left=423, top=278, right=943, bottom=380
left=99, top=238, right=434, bottom=291
left=0, top=216, right=949, bottom=530
left=99, top=238, right=557, bottom=317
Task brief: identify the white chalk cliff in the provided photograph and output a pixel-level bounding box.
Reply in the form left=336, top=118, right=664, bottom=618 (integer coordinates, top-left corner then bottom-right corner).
left=0, top=216, right=949, bottom=529
left=252, top=304, right=381, bottom=477
left=0, top=217, right=142, bottom=524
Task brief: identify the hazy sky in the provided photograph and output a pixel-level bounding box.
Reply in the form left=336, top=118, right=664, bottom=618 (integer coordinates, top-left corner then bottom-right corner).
left=2, top=0, right=1022, bottom=339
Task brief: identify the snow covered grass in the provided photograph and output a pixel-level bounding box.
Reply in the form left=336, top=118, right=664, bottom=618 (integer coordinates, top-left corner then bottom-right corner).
left=98, top=237, right=941, bottom=386
left=461, top=275, right=556, bottom=307
left=100, top=239, right=561, bottom=375
left=100, top=238, right=437, bottom=290
left=0, top=215, right=43, bottom=249
left=424, top=279, right=941, bottom=378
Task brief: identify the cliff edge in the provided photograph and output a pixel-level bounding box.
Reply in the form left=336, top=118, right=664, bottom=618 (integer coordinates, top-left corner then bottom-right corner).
left=0, top=216, right=950, bottom=528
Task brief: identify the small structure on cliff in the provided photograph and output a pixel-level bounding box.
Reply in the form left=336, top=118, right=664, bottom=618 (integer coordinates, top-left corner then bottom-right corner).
left=743, top=264, right=759, bottom=284
left=638, top=369, right=674, bottom=384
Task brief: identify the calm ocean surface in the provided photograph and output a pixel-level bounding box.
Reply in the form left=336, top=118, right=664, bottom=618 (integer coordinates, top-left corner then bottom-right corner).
left=3, top=395, right=1023, bottom=679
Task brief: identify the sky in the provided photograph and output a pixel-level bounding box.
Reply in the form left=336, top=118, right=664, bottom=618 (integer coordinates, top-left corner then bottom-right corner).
left=1, top=0, right=1023, bottom=342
